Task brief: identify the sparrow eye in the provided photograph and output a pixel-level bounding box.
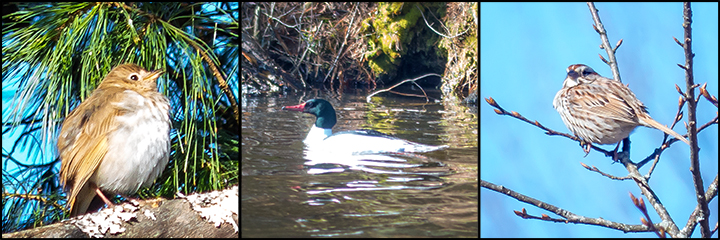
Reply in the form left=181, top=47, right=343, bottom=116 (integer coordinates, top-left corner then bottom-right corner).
left=581, top=68, right=595, bottom=76
left=130, top=74, right=139, bottom=81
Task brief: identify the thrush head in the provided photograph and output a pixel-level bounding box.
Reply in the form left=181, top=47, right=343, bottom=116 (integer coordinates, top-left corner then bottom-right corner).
left=97, top=63, right=165, bottom=92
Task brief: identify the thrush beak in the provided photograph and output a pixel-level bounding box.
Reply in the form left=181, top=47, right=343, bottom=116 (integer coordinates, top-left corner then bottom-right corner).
left=147, top=69, right=165, bottom=81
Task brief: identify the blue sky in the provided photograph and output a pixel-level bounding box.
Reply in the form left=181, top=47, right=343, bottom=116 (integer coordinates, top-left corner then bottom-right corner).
left=480, top=2, right=718, bottom=238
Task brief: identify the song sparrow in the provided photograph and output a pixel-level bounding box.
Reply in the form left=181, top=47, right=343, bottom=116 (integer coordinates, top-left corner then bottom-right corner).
left=553, top=64, right=690, bottom=153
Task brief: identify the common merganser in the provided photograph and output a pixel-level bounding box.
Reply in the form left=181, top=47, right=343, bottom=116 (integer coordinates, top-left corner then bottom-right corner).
left=282, top=99, right=448, bottom=154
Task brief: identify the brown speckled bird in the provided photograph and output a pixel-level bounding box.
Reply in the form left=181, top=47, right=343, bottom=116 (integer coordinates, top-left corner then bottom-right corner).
left=553, top=64, right=690, bottom=154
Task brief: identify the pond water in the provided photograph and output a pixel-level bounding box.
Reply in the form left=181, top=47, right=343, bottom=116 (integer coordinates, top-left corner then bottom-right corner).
left=241, top=94, right=478, bottom=237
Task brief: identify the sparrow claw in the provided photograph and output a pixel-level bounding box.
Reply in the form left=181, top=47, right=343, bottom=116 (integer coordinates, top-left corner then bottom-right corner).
left=581, top=141, right=592, bottom=157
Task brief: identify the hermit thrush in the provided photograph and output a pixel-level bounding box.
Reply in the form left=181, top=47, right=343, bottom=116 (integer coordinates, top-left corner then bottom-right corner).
left=58, top=63, right=171, bottom=217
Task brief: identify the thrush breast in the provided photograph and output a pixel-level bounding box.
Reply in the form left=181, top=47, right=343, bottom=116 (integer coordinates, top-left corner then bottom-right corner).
left=92, top=90, right=170, bottom=193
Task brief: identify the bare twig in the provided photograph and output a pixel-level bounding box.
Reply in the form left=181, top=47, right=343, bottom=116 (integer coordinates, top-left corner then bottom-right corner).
left=676, top=2, right=711, bottom=237
left=366, top=73, right=441, bottom=102
left=587, top=2, right=621, bottom=82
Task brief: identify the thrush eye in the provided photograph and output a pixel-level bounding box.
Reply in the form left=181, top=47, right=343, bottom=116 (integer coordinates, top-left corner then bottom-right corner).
left=130, top=74, right=139, bottom=81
